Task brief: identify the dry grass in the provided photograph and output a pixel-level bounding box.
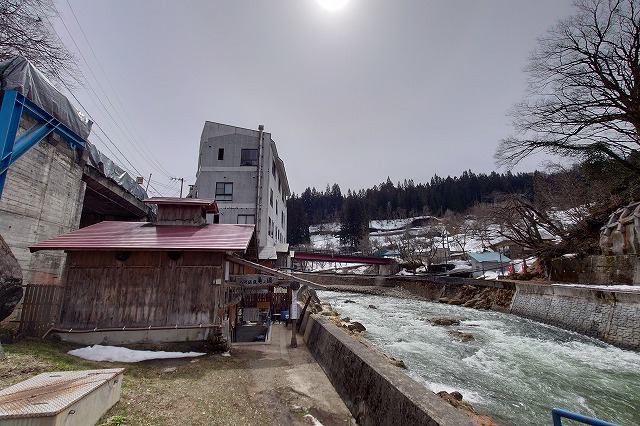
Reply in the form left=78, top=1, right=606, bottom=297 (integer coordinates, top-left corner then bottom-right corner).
left=1, top=338, right=272, bottom=426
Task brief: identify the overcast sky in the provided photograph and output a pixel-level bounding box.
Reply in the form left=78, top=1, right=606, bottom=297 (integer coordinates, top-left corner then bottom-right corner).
left=53, top=0, right=576, bottom=196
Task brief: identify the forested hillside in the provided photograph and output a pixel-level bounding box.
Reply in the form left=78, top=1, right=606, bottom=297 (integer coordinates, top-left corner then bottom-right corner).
left=287, top=170, right=535, bottom=245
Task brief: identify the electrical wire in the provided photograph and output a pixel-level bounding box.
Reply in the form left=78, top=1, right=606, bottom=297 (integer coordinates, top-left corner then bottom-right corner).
left=63, top=0, right=174, bottom=179
left=33, top=1, right=183, bottom=197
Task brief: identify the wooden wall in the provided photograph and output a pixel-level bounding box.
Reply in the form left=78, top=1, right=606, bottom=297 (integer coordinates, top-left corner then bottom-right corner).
left=59, top=251, right=224, bottom=329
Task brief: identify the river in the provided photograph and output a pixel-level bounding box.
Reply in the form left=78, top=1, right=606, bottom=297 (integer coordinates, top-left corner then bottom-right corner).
left=316, top=290, right=640, bottom=426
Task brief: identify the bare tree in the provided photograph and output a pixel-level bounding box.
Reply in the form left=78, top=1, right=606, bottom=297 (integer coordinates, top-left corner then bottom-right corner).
left=0, top=0, right=80, bottom=87
left=489, top=194, right=572, bottom=257
left=468, top=204, right=501, bottom=250
left=442, top=210, right=473, bottom=256
left=496, top=0, right=640, bottom=174
left=385, top=225, right=440, bottom=270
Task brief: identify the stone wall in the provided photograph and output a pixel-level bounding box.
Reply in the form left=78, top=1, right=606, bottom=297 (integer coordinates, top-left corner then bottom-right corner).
left=510, top=283, right=640, bottom=351
left=302, top=314, right=478, bottom=426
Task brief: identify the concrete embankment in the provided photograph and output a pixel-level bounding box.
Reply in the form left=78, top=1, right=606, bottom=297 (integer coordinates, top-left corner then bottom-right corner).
left=300, top=314, right=479, bottom=426
left=510, top=283, right=640, bottom=351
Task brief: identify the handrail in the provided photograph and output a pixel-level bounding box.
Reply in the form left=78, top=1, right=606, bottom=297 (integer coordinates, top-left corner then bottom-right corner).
left=552, top=408, right=620, bottom=426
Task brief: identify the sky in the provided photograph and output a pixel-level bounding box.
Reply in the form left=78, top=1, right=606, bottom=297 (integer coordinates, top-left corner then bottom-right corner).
left=51, top=0, right=576, bottom=196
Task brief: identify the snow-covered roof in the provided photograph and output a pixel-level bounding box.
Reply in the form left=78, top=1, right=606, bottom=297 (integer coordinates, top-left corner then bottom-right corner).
left=468, top=251, right=511, bottom=263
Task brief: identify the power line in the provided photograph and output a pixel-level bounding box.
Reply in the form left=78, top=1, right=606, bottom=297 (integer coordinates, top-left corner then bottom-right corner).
left=52, top=7, right=171, bottom=182
left=63, top=0, right=174, bottom=179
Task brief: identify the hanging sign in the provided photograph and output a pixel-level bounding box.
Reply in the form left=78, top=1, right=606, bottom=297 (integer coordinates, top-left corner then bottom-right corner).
left=233, top=274, right=276, bottom=286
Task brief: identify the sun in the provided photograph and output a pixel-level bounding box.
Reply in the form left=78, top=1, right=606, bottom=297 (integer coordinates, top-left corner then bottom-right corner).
left=316, top=0, right=350, bottom=12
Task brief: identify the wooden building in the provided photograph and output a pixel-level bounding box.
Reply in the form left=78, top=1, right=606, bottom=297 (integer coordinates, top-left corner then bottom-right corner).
left=28, top=198, right=258, bottom=346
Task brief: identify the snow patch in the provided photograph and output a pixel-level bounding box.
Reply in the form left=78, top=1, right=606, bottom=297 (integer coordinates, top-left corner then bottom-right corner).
left=67, top=344, right=206, bottom=362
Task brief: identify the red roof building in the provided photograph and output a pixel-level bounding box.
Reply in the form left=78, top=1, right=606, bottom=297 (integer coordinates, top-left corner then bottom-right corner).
left=26, top=198, right=257, bottom=346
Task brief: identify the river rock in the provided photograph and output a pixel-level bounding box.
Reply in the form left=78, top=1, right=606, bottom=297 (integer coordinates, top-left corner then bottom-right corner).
left=368, top=304, right=377, bottom=309
left=346, top=321, right=366, bottom=332
left=430, top=317, right=460, bottom=326
left=0, top=235, right=23, bottom=322
left=448, top=330, right=474, bottom=342
left=438, top=297, right=450, bottom=303
left=437, top=391, right=473, bottom=410
left=344, top=300, right=356, bottom=304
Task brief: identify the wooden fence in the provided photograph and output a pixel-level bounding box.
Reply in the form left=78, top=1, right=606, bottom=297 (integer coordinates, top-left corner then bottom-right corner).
left=18, top=284, right=64, bottom=337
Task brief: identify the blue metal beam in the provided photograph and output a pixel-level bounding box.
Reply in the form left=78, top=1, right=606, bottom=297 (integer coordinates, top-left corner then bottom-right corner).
left=552, top=408, right=620, bottom=426
left=0, top=90, right=86, bottom=199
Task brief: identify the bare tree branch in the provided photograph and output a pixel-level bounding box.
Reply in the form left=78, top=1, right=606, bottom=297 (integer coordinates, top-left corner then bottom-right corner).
left=0, top=0, right=81, bottom=88
left=496, top=0, right=640, bottom=174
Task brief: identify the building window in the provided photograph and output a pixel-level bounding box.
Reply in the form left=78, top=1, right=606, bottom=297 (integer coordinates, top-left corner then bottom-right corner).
left=237, top=214, right=255, bottom=224
left=275, top=200, right=278, bottom=215
left=272, top=159, right=276, bottom=177
left=270, top=189, right=273, bottom=207
left=215, top=182, right=233, bottom=201
left=218, top=148, right=224, bottom=160
left=241, top=149, right=258, bottom=166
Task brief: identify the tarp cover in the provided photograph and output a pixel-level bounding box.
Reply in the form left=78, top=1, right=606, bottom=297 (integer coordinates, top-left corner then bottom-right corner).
left=86, top=141, right=148, bottom=201
left=0, top=55, right=92, bottom=140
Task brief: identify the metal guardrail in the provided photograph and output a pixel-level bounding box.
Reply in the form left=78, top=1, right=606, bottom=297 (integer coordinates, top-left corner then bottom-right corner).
left=551, top=408, right=620, bottom=426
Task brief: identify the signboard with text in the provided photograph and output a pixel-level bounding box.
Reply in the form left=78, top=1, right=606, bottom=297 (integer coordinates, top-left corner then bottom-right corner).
left=232, top=274, right=276, bottom=286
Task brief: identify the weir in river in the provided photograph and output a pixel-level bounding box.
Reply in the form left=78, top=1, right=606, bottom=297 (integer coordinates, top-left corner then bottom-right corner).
left=317, top=290, right=640, bottom=426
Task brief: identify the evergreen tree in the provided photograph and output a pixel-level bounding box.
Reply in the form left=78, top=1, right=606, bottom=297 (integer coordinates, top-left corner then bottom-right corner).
left=338, top=193, right=369, bottom=250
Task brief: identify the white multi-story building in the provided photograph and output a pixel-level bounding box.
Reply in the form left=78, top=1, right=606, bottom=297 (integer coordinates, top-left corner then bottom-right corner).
left=190, top=122, right=290, bottom=260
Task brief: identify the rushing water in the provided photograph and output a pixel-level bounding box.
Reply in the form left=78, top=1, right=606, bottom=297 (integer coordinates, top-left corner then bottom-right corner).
left=316, top=290, right=640, bottom=426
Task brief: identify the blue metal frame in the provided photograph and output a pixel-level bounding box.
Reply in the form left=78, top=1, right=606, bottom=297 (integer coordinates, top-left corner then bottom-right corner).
left=552, top=408, right=620, bottom=426
left=0, top=89, right=85, bottom=199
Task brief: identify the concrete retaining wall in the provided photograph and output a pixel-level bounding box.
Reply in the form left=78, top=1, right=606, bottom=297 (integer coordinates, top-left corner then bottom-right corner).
left=510, top=283, right=640, bottom=351
left=0, top=138, right=85, bottom=287
left=0, top=137, right=85, bottom=324
left=302, top=314, right=477, bottom=426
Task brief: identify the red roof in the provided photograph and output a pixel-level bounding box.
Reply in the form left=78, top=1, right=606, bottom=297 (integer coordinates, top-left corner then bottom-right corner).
left=144, top=197, right=219, bottom=213
left=29, top=221, right=255, bottom=252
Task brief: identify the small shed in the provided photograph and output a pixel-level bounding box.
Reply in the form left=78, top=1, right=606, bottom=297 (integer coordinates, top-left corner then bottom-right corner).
left=467, top=251, right=511, bottom=278
left=28, top=198, right=257, bottom=346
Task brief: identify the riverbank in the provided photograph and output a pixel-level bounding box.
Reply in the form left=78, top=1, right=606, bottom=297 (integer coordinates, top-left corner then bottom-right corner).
left=314, top=288, right=640, bottom=426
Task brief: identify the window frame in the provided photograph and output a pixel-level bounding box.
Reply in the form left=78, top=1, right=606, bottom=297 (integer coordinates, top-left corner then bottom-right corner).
left=240, top=149, right=258, bottom=166
left=215, top=182, right=233, bottom=201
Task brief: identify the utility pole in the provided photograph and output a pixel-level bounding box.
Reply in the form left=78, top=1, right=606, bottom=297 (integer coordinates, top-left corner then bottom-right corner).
left=145, top=173, right=152, bottom=193
left=171, top=177, right=184, bottom=198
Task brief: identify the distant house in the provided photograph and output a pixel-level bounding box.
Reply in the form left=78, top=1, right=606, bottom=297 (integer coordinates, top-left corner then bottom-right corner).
left=467, top=251, right=511, bottom=278
left=489, top=239, right=534, bottom=260
left=28, top=198, right=261, bottom=346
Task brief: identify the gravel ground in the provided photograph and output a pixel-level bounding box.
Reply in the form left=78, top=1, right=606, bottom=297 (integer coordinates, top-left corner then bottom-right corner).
left=0, top=326, right=354, bottom=426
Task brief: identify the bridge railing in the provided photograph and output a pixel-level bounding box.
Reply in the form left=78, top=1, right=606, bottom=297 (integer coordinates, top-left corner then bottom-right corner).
left=551, top=408, right=620, bottom=426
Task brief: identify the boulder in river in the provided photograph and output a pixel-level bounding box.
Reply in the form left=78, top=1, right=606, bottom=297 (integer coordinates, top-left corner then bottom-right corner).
left=346, top=321, right=366, bottom=333
left=430, top=317, right=461, bottom=326
left=448, top=330, right=474, bottom=342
